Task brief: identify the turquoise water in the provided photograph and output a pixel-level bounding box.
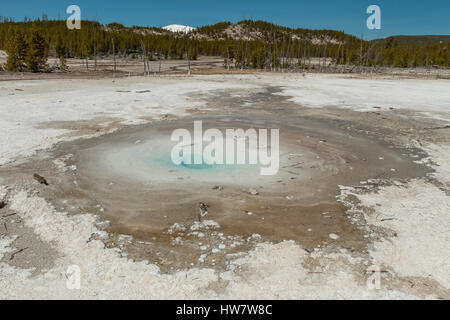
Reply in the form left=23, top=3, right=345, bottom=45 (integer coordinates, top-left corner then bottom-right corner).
left=180, top=162, right=215, bottom=170
left=131, top=143, right=245, bottom=173
left=93, top=136, right=276, bottom=186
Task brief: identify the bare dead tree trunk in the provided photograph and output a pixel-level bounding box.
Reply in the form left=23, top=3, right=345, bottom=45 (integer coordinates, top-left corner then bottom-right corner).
left=360, top=34, right=363, bottom=73
left=159, top=50, right=162, bottom=74
left=84, top=41, right=89, bottom=70
left=265, top=46, right=268, bottom=72
left=350, top=41, right=376, bottom=73
left=112, top=38, right=116, bottom=78
left=274, top=32, right=278, bottom=72
left=308, top=45, right=311, bottom=71
left=335, top=43, right=342, bottom=72
left=243, top=38, right=248, bottom=71
left=268, top=31, right=273, bottom=72
left=94, top=40, right=97, bottom=71
left=240, top=40, right=244, bottom=71
left=140, top=40, right=147, bottom=76
left=318, top=45, right=322, bottom=73
left=244, top=27, right=250, bottom=71
left=365, top=44, right=370, bottom=70
left=302, top=40, right=307, bottom=71
left=187, top=41, right=191, bottom=76
left=285, top=36, right=292, bottom=72
left=93, top=23, right=97, bottom=72
left=315, top=45, right=320, bottom=72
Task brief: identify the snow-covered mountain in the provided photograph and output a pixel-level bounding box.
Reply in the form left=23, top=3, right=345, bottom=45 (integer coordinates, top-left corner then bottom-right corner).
left=162, top=24, right=196, bottom=34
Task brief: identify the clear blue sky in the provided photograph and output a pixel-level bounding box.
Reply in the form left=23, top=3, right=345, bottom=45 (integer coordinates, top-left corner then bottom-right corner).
left=1, top=0, right=449, bottom=39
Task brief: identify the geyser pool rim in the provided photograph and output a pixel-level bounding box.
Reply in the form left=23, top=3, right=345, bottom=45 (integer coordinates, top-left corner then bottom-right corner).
left=2, top=112, right=432, bottom=272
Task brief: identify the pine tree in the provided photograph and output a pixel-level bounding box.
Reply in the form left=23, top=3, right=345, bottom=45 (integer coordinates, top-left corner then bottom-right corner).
left=54, top=32, right=66, bottom=58
left=6, top=28, right=27, bottom=71
left=25, top=27, right=47, bottom=72
left=0, top=19, right=448, bottom=71
left=59, top=55, right=68, bottom=71
left=393, top=47, right=409, bottom=68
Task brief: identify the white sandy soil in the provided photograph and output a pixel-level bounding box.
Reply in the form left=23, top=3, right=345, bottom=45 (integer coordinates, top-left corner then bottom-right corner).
left=357, top=180, right=450, bottom=288
left=271, top=73, right=450, bottom=123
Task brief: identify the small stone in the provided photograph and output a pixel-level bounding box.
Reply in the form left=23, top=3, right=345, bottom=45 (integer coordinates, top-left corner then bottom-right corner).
left=329, top=233, right=340, bottom=240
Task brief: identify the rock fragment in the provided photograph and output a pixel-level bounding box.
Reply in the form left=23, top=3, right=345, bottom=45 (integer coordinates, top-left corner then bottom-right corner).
left=33, top=173, right=48, bottom=186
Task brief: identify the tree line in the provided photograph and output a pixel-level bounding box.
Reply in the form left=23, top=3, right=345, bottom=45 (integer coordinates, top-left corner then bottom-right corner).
left=0, top=19, right=448, bottom=73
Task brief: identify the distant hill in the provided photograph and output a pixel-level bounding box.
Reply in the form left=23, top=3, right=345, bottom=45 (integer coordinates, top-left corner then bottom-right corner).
left=123, top=20, right=358, bottom=45
left=104, top=20, right=450, bottom=47
left=190, top=20, right=358, bottom=45
left=374, top=35, right=450, bottom=45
